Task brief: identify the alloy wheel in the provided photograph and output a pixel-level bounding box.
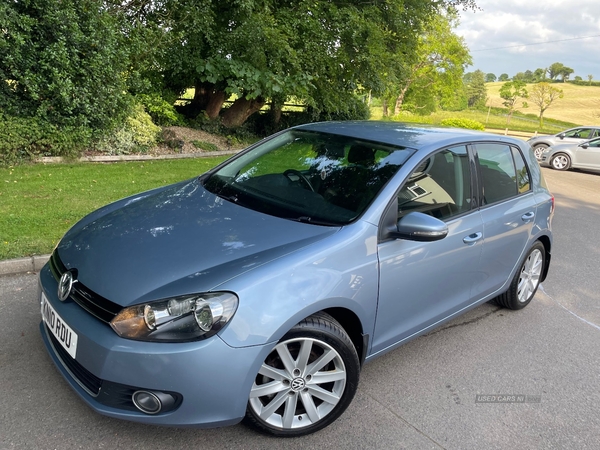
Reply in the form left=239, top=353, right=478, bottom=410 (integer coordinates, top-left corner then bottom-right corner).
left=248, top=337, right=347, bottom=430
left=517, top=249, right=543, bottom=303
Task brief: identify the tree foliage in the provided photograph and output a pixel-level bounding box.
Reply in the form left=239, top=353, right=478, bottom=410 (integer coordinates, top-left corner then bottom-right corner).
left=499, top=80, right=528, bottom=125
left=529, top=82, right=563, bottom=127
left=389, top=10, right=472, bottom=115
left=0, top=0, right=131, bottom=129
left=1, top=0, right=482, bottom=156
left=463, top=70, right=487, bottom=108
left=547, top=62, right=574, bottom=82
left=153, top=0, right=477, bottom=127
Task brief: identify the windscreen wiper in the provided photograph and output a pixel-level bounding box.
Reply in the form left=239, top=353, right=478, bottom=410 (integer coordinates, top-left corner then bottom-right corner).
left=290, top=216, right=340, bottom=226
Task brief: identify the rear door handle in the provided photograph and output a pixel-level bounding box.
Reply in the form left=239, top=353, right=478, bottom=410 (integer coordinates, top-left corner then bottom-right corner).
left=521, top=211, right=535, bottom=222
left=463, top=232, right=483, bottom=245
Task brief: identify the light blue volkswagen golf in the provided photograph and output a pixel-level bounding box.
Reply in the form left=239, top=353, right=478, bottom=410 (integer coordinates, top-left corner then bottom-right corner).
left=39, top=121, right=554, bottom=436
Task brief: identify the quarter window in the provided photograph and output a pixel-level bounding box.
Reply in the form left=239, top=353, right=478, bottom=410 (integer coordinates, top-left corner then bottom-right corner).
left=398, top=146, right=471, bottom=221
left=512, top=147, right=530, bottom=193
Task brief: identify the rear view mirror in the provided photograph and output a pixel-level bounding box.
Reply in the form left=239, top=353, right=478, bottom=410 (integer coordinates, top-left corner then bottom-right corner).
left=581, top=143, right=589, bottom=149
left=558, top=133, right=565, bottom=139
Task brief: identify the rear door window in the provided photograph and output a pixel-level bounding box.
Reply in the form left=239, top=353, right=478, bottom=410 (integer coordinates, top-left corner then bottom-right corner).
left=475, top=143, right=530, bottom=205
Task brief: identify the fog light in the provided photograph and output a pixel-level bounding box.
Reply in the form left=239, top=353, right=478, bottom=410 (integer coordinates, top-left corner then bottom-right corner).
left=132, top=390, right=177, bottom=415
left=132, top=391, right=162, bottom=414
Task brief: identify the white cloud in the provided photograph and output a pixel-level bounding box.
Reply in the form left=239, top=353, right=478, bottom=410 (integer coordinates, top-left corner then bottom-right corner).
left=456, top=0, right=600, bottom=79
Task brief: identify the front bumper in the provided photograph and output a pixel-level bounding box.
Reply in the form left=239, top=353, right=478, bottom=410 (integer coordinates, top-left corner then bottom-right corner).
left=539, top=153, right=551, bottom=167
left=38, top=265, right=271, bottom=427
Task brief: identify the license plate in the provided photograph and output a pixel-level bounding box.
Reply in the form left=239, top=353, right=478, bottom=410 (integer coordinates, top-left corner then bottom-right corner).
left=41, top=293, right=78, bottom=359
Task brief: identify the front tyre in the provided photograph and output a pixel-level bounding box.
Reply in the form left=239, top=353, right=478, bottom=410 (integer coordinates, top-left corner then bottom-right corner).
left=533, top=144, right=548, bottom=160
left=550, top=153, right=571, bottom=170
left=244, top=313, right=360, bottom=437
left=495, top=242, right=545, bottom=310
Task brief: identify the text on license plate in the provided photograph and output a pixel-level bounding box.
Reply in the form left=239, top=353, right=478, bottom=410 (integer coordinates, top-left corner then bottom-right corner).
left=41, top=293, right=78, bottom=359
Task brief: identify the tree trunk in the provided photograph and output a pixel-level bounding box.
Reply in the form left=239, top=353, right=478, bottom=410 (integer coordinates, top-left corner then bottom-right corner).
left=192, top=82, right=212, bottom=111
left=205, top=90, right=226, bottom=119
left=190, top=82, right=226, bottom=119
left=382, top=98, right=388, bottom=117
left=270, top=99, right=282, bottom=124
left=221, top=97, right=266, bottom=128
left=394, top=85, right=410, bottom=116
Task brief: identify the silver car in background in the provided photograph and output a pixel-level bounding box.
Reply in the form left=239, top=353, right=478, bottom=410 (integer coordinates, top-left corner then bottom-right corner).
left=528, top=126, right=600, bottom=160
left=540, top=136, right=600, bottom=171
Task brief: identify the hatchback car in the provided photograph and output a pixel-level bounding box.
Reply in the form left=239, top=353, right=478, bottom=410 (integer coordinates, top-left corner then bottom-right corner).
left=39, top=122, right=553, bottom=437
left=528, top=126, right=600, bottom=160
left=539, top=136, right=600, bottom=171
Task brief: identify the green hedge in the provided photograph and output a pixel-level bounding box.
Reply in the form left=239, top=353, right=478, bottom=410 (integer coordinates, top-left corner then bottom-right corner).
left=0, top=114, right=91, bottom=165
left=440, top=118, right=485, bottom=131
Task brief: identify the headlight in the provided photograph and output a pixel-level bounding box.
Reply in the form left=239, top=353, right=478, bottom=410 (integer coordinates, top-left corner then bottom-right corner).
left=110, top=292, right=238, bottom=342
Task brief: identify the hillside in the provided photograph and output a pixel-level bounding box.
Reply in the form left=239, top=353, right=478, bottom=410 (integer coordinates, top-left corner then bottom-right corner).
left=485, top=82, right=600, bottom=126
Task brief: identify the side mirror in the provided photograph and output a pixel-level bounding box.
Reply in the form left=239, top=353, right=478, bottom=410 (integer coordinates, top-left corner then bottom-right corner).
left=558, top=133, right=565, bottom=139
left=581, top=143, right=589, bottom=149
left=391, top=212, right=448, bottom=242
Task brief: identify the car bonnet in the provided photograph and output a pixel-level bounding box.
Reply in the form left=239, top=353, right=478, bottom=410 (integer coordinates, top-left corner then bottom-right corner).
left=56, top=178, right=338, bottom=306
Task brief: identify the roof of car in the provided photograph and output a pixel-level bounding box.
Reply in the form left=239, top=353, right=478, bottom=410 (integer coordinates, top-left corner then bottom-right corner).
left=296, top=121, right=522, bottom=150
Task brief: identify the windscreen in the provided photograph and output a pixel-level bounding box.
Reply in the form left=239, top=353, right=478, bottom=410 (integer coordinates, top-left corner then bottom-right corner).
left=203, top=130, right=414, bottom=225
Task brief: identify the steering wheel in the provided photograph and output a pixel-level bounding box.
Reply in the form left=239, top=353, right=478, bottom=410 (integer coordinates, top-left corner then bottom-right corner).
left=284, top=169, right=315, bottom=192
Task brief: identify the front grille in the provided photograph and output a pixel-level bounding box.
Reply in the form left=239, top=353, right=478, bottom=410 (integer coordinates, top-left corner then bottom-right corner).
left=45, top=324, right=102, bottom=396
left=49, top=250, right=122, bottom=324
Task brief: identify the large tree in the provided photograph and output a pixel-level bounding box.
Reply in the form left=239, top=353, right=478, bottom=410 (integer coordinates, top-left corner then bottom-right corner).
left=546, top=62, right=573, bottom=82
left=464, top=70, right=487, bottom=108
left=391, top=10, right=471, bottom=115
left=529, top=82, right=563, bottom=127
left=155, top=0, right=477, bottom=127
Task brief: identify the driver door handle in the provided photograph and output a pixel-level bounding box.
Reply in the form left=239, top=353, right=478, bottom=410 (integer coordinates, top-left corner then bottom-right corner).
left=463, top=232, right=483, bottom=245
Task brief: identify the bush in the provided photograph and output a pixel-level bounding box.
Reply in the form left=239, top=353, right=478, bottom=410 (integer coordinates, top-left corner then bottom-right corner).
left=440, top=118, right=485, bottom=131
left=388, top=112, right=436, bottom=124
left=0, top=114, right=91, bottom=165
left=94, top=104, right=161, bottom=155
left=0, top=0, right=131, bottom=130
left=136, top=93, right=185, bottom=126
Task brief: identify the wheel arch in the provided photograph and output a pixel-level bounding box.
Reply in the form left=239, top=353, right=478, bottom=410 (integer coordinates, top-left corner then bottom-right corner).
left=322, top=307, right=367, bottom=366
left=536, top=235, right=552, bottom=282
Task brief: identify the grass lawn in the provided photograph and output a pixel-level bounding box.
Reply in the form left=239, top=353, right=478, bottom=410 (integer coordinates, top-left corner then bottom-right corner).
left=0, top=157, right=227, bottom=260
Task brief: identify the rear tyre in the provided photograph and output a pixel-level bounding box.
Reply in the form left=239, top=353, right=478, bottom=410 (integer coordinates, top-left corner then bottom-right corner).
left=550, top=153, right=571, bottom=171
left=495, top=242, right=545, bottom=310
left=244, top=312, right=360, bottom=437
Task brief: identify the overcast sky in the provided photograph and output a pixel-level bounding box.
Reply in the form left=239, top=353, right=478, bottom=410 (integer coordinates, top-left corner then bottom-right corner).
left=455, top=0, right=600, bottom=80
